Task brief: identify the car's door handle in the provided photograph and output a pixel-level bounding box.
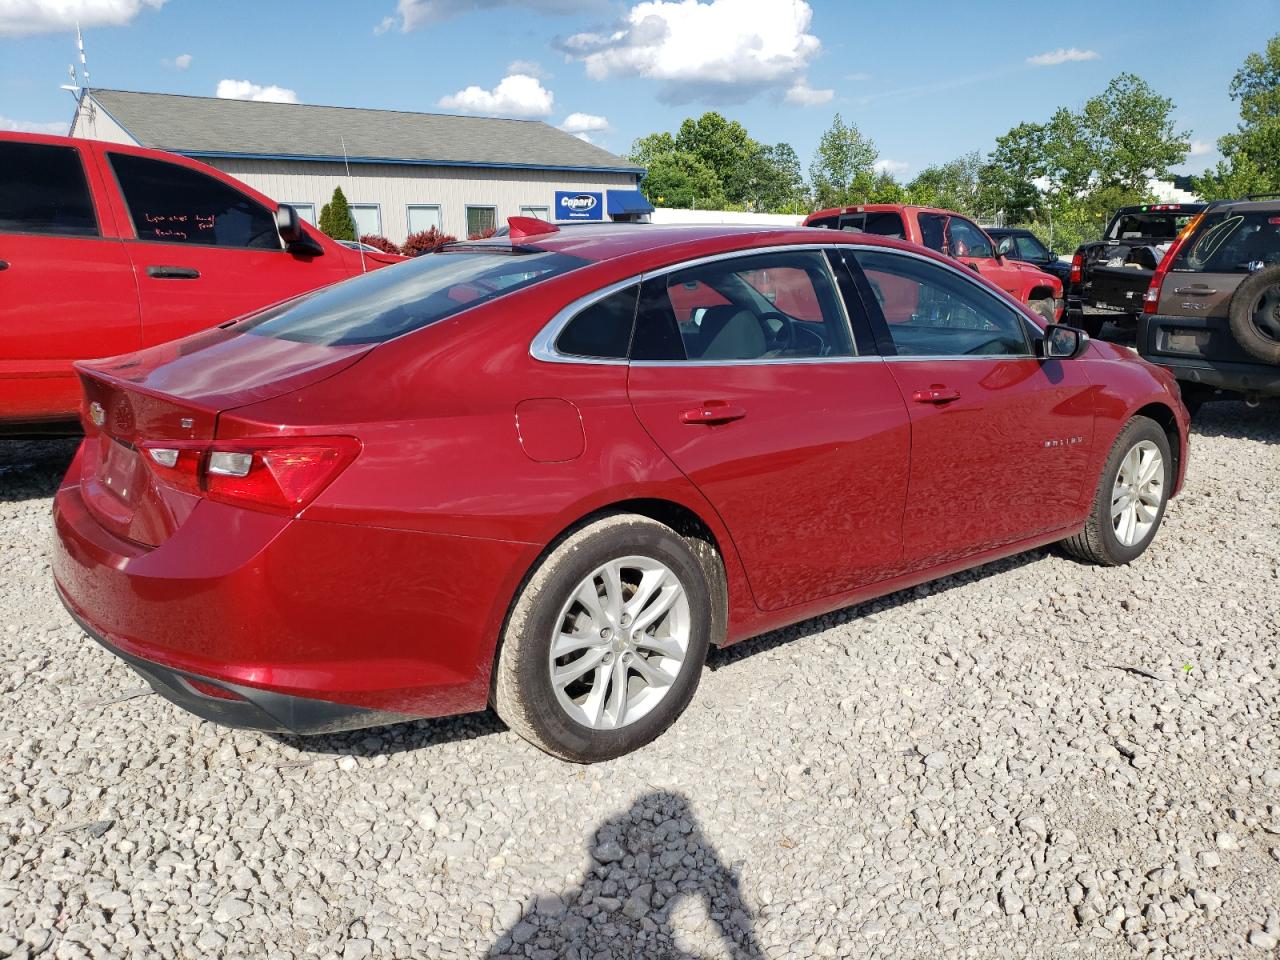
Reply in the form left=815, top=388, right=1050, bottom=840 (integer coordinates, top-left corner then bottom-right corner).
left=147, top=265, right=201, bottom=280
left=680, top=401, right=747, bottom=425
left=1172, top=286, right=1217, bottom=296
left=911, top=385, right=961, bottom=404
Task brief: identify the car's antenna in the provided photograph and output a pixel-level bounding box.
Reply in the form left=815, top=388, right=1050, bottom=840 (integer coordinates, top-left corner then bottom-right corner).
left=341, top=135, right=367, bottom=274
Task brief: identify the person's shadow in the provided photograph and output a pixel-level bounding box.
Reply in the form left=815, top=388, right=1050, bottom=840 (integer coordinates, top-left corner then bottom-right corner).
left=486, top=791, right=764, bottom=959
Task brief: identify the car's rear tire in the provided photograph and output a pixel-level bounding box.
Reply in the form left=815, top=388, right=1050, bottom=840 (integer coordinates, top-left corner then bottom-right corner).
left=1062, top=416, right=1172, bottom=566
left=492, top=514, right=712, bottom=763
left=1227, top=265, right=1280, bottom=364
left=1030, top=297, right=1056, bottom=325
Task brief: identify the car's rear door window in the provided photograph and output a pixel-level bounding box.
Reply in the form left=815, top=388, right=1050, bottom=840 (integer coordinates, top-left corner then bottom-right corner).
left=631, top=250, right=854, bottom=361
left=837, top=211, right=905, bottom=238
left=0, top=141, right=97, bottom=237
left=244, top=248, right=590, bottom=345
left=853, top=250, right=1032, bottom=357
left=555, top=284, right=639, bottom=359
left=1171, top=211, right=1280, bottom=274
left=109, top=152, right=279, bottom=249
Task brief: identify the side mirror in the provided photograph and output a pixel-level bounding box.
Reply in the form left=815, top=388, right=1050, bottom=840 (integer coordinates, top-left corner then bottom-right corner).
left=276, top=205, right=324, bottom=256
left=1039, top=323, right=1088, bottom=360
left=996, top=236, right=1016, bottom=258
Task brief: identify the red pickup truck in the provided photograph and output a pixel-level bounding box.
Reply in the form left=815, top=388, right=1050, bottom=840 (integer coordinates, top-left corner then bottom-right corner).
left=805, top=204, right=1064, bottom=323
left=0, top=132, right=402, bottom=432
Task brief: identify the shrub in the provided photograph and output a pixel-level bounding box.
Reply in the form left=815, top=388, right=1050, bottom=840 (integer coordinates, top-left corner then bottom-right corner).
left=401, top=227, right=456, bottom=257
left=317, top=187, right=355, bottom=241
left=358, top=234, right=400, bottom=255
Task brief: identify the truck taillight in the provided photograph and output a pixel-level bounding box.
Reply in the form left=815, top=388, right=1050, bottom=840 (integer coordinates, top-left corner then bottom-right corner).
left=140, top=437, right=360, bottom=516
left=1143, top=212, right=1204, bottom=316
left=1069, top=252, right=1084, bottom=285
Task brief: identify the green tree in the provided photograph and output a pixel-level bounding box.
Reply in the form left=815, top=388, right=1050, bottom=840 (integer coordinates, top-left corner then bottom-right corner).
left=808, top=113, right=878, bottom=208
left=318, top=186, right=355, bottom=241
left=1196, top=34, right=1280, bottom=200
left=906, top=152, right=1001, bottom=216
left=753, top=142, right=807, bottom=212
left=638, top=151, right=727, bottom=209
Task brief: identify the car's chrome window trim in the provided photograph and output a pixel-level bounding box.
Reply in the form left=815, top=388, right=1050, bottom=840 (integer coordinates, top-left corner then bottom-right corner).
left=531, top=243, right=865, bottom=367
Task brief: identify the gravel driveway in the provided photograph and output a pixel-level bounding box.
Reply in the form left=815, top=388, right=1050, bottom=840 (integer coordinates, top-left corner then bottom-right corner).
left=2, top=402, right=1278, bottom=960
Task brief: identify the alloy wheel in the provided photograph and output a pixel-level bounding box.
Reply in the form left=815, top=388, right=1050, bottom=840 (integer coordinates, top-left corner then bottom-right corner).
left=1111, top=439, right=1165, bottom=547
left=548, top=556, right=691, bottom=730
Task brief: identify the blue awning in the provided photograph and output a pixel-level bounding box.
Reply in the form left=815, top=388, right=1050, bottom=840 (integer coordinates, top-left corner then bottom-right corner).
left=607, top=189, right=654, bottom=216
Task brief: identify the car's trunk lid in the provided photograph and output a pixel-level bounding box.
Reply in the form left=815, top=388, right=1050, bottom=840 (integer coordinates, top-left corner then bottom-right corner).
left=75, top=327, right=371, bottom=547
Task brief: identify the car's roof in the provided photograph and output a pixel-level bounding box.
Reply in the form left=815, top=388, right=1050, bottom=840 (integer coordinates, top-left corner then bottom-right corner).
left=984, top=226, right=1032, bottom=235
left=1205, top=197, right=1280, bottom=212
left=1112, top=203, right=1207, bottom=215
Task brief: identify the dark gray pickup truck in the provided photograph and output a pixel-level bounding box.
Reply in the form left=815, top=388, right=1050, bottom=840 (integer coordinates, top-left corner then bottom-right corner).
left=1068, top=203, right=1205, bottom=337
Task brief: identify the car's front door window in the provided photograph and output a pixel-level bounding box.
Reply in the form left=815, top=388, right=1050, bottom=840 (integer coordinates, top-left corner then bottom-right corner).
left=945, top=217, right=993, bottom=260
left=631, top=250, right=854, bottom=361
left=854, top=250, right=1032, bottom=357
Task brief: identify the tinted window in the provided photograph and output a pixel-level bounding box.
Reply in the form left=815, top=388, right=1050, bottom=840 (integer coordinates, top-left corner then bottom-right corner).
left=807, top=214, right=838, bottom=229
left=855, top=250, right=1031, bottom=357
left=1172, top=211, right=1280, bottom=274
left=109, top=152, right=279, bottom=248
left=556, top=284, right=639, bottom=359
left=1108, top=213, right=1196, bottom=241
left=0, top=141, right=97, bottom=237
left=837, top=211, right=905, bottom=239
left=1014, top=233, right=1051, bottom=260
left=918, top=213, right=947, bottom=253
left=631, top=250, right=854, bottom=361
left=945, top=217, right=993, bottom=258
left=244, top=248, right=588, bottom=345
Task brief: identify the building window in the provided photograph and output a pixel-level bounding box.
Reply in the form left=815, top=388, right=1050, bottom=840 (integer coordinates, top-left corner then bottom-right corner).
left=407, top=204, right=442, bottom=235
left=285, top=202, right=316, bottom=226
left=350, top=203, right=382, bottom=238
left=520, top=205, right=550, bottom=220
left=466, top=205, right=497, bottom=238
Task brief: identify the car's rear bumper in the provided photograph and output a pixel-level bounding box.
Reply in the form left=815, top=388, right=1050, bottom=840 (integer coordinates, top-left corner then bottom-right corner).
left=52, top=447, right=534, bottom=731
left=1138, top=314, right=1280, bottom=397
left=59, top=592, right=405, bottom=734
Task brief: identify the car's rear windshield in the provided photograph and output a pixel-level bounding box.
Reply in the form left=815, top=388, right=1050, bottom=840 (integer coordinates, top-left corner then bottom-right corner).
left=1106, top=212, right=1198, bottom=241
left=837, top=212, right=905, bottom=239
left=1170, top=210, right=1280, bottom=274
left=241, top=247, right=589, bottom=345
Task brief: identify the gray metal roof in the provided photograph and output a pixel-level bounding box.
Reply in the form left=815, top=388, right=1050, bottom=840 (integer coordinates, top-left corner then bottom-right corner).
left=88, top=89, right=643, bottom=174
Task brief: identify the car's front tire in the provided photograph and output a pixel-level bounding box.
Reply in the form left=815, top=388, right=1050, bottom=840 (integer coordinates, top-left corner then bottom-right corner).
left=1062, top=416, right=1172, bottom=566
left=493, top=514, right=712, bottom=763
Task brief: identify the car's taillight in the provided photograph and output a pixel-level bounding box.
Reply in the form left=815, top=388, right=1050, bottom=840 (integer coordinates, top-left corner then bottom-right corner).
left=1069, top=252, right=1084, bottom=285
left=1143, top=212, right=1204, bottom=315
left=140, top=437, right=360, bottom=516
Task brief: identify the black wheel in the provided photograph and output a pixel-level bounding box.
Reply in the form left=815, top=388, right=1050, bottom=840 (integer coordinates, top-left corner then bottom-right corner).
left=493, top=514, right=712, bottom=763
left=1227, top=265, right=1280, bottom=364
left=1062, top=416, right=1172, bottom=566
left=1030, top=297, right=1056, bottom=325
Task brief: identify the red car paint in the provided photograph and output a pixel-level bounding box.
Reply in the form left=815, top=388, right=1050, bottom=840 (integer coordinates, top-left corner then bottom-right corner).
left=0, top=132, right=402, bottom=429
left=805, top=204, right=1064, bottom=317
left=51, top=223, right=1188, bottom=732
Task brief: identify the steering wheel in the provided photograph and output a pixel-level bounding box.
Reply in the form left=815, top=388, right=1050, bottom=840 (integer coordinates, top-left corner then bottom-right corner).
left=756, top=310, right=796, bottom=352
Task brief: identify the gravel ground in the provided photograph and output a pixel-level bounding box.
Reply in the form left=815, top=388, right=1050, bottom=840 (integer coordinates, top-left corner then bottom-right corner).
left=2, top=401, right=1278, bottom=960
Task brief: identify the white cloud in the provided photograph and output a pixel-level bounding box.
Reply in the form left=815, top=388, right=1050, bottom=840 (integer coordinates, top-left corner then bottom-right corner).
left=0, top=0, right=165, bottom=36
left=560, top=111, right=609, bottom=133
left=383, top=0, right=601, bottom=31
left=215, top=79, right=299, bottom=104
left=573, top=132, right=594, bottom=143
left=162, top=52, right=192, bottom=69
left=562, top=0, right=822, bottom=103
left=439, top=73, right=554, bottom=117
left=785, top=77, right=832, bottom=106
left=0, top=115, right=67, bottom=134
left=1188, top=139, right=1214, bottom=157
left=874, top=158, right=909, bottom=176
left=1027, top=47, right=1100, bottom=66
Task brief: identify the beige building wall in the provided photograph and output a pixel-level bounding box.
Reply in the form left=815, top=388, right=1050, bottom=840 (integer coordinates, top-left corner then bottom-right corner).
left=70, top=94, right=641, bottom=245
left=205, top=158, right=637, bottom=244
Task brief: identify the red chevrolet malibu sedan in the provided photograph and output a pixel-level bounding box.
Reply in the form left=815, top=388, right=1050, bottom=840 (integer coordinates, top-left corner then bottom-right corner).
left=52, top=220, right=1189, bottom=762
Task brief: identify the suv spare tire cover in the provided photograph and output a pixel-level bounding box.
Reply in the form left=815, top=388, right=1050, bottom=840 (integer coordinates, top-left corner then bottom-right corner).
left=1227, top=264, right=1280, bottom=365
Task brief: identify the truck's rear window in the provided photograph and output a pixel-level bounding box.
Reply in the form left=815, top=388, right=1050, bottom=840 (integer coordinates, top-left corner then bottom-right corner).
left=1171, top=211, right=1280, bottom=274
left=1107, top=213, right=1196, bottom=241
left=241, top=248, right=589, bottom=345
left=838, top=212, right=905, bottom=238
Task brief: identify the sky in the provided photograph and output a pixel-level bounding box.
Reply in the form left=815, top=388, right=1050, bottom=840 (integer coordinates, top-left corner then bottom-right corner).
left=0, top=0, right=1275, bottom=181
